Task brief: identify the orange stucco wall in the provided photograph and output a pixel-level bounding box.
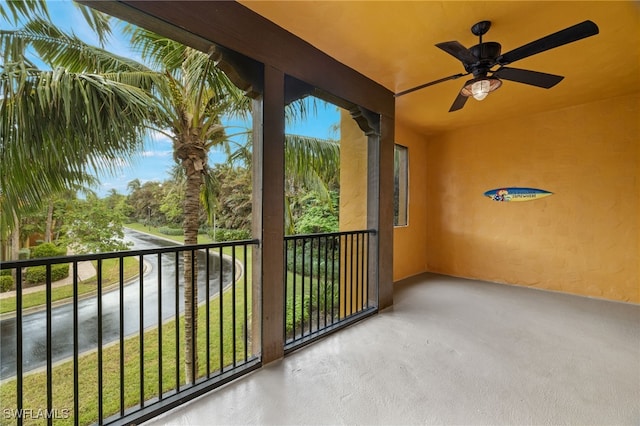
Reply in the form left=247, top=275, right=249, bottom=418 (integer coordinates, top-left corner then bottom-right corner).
left=339, top=109, right=368, bottom=231
left=394, top=94, right=639, bottom=303
left=393, top=124, right=429, bottom=280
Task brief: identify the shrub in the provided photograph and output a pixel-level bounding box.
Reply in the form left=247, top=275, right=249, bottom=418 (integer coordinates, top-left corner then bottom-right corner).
left=30, top=242, right=66, bottom=258
left=158, top=226, right=183, bottom=236
left=214, top=228, right=251, bottom=242
left=286, top=238, right=340, bottom=279
left=25, top=264, right=70, bottom=284
left=0, top=275, right=14, bottom=292
left=0, top=270, right=11, bottom=276
left=285, top=295, right=310, bottom=337
left=18, top=248, right=30, bottom=260
left=25, top=244, right=69, bottom=284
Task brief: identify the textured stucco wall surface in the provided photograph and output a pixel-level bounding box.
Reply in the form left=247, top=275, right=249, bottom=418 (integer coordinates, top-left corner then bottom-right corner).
left=339, top=109, right=368, bottom=231
left=393, top=123, right=429, bottom=281
left=423, top=94, right=639, bottom=302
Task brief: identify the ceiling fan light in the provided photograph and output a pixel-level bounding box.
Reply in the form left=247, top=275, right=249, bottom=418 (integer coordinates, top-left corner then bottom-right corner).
left=461, top=77, right=502, bottom=101
left=471, top=80, right=491, bottom=100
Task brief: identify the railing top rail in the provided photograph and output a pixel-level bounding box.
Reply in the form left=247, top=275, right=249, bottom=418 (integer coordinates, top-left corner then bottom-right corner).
left=284, top=229, right=376, bottom=241
left=0, top=239, right=260, bottom=269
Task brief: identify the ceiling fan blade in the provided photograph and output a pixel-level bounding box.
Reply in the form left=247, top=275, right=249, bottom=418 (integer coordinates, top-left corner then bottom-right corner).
left=395, top=72, right=469, bottom=97
left=497, top=20, right=599, bottom=65
left=436, top=41, right=478, bottom=65
left=493, top=67, right=564, bottom=88
left=449, top=91, right=468, bottom=112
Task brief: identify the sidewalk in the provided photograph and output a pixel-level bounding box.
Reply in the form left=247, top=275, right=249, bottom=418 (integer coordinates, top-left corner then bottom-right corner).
left=0, top=261, right=97, bottom=300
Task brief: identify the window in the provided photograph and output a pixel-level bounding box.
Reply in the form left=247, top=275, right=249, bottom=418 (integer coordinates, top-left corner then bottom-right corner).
left=394, top=144, right=408, bottom=226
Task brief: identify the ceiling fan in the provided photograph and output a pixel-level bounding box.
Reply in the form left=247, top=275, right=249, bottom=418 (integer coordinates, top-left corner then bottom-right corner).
left=395, top=20, right=599, bottom=112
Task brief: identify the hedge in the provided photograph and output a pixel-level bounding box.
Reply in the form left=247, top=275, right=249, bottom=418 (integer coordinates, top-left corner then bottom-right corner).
left=210, top=228, right=251, bottom=242
left=158, top=226, right=183, bottom=236
left=0, top=275, right=13, bottom=292
left=25, top=264, right=70, bottom=284
left=25, top=243, right=70, bottom=284
left=30, top=242, right=66, bottom=258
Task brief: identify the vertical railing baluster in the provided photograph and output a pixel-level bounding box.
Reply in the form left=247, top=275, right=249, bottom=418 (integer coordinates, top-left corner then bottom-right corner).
left=338, top=234, right=344, bottom=321
left=157, top=252, right=163, bottom=398
left=283, top=239, right=288, bottom=343
left=292, top=239, right=297, bottom=341
left=206, top=248, right=211, bottom=378
left=355, top=233, right=360, bottom=313
left=243, top=243, right=249, bottom=363
left=175, top=251, right=180, bottom=391
left=219, top=246, right=224, bottom=372
left=365, top=233, right=370, bottom=309
left=72, top=260, right=80, bottom=425
left=232, top=246, right=237, bottom=368
left=309, top=238, right=314, bottom=333
left=119, top=257, right=125, bottom=417
left=331, top=236, right=336, bottom=325
left=97, top=259, right=104, bottom=424
left=139, top=254, right=145, bottom=406
left=72, top=262, right=79, bottom=426
left=190, top=249, right=196, bottom=383
left=302, top=239, right=306, bottom=336
left=16, top=267, right=23, bottom=426
left=323, top=236, right=329, bottom=329
left=46, top=264, right=52, bottom=426
left=315, top=237, right=320, bottom=332
left=350, top=234, right=355, bottom=316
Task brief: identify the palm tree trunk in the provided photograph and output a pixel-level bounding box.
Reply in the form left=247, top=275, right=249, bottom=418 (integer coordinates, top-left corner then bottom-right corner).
left=182, top=149, right=205, bottom=384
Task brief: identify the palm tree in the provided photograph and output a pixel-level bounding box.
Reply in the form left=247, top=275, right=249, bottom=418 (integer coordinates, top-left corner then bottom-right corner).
left=124, top=27, right=249, bottom=382
left=2, top=3, right=341, bottom=383
left=0, top=13, right=158, bottom=241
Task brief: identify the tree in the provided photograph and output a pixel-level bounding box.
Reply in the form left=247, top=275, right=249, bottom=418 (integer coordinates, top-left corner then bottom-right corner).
left=2, top=3, right=342, bottom=383
left=212, top=163, right=252, bottom=231
left=124, top=28, right=249, bottom=381
left=58, top=194, right=132, bottom=253
left=126, top=180, right=165, bottom=224
left=0, top=5, right=158, bottom=247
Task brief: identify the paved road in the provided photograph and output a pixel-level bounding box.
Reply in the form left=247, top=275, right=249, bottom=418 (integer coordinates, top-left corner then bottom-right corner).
left=0, top=229, right=233, bottom=379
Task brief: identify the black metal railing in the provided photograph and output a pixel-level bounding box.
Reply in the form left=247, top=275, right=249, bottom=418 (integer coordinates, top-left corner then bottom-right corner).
left=284, top=229, right=377, bottom=352
left=0, top=238, right=260, bottom=426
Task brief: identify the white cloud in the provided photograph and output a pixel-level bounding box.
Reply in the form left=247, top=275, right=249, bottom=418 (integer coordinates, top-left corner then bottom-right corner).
left=141, top=150, right=172, bottom=158
left=148, top=130, right=173, bottom=145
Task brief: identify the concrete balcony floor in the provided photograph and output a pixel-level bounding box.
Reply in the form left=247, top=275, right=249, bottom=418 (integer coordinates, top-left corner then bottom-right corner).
left=144, top=273, right=640, bottom=425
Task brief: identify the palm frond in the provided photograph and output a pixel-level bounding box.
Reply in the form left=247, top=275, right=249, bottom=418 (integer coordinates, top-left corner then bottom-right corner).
left=0, top=0, right=49, bottom=25
left=1, top=65, right=157, bottom=221
left=200, top=170, right=219, bottom=225
left=72, top=1, right=113, bottom=46
left=1, top=19, right=149, bottom=73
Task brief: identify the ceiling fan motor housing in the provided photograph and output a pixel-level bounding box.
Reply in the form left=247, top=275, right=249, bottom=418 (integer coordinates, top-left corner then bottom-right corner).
left=468, top=42, right=502, bottom=74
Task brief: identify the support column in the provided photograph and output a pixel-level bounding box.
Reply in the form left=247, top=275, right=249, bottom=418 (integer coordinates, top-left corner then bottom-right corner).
left=253, top=65, right=285, bottom=364
left=376, top=113, right=395, bottom=309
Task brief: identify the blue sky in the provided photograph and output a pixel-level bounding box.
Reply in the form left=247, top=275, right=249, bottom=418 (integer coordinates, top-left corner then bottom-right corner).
left=8, top=0, right=339, bottom=197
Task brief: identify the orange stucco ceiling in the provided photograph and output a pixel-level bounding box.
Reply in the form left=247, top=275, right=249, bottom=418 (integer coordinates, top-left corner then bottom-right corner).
left=240, top=1, right=639, bottom=134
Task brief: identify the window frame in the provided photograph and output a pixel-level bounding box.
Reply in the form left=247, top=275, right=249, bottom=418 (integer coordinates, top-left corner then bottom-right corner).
left=394, top=144, right=409, bottom=227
